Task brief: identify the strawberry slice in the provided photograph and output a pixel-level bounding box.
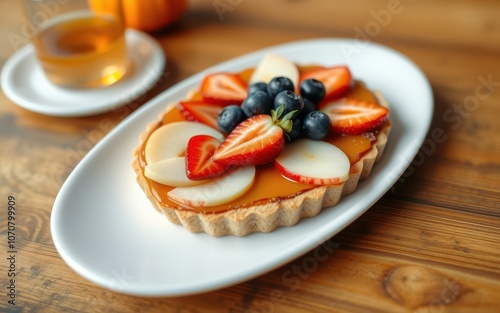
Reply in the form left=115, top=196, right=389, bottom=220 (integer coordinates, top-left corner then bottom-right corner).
left=200, top=72, right=248, bottom=106
left=185, top=135, right=228, bottom=180
left=178, top=100, right=224, bottom=130
left=212, top=114, right=287, bottom=166
left=321, top=98, right=389, bottom=135
left=299, top=66, right=352, bottom=99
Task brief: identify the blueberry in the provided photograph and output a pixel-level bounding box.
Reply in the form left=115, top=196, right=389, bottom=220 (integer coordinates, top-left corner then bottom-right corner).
left=217, top=105, right=246, bottom=133
left=241, top=91, right=273, bottom=117
left=300, top=78, right=326, bottom=104
left=302, top=111, right=331, bottom=140
left=286, top=118, right=302, bottom=142
left=267, top=76, right=295, bottom=98
left=248, top=82, right=268, bottom=95
left=298, top=98, right=316, bottom=120
left=274, top=90, right=304, bottom=119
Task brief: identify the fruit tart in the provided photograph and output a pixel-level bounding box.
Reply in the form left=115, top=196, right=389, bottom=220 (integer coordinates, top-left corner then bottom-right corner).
left=133, top=54, right=391, bottom=236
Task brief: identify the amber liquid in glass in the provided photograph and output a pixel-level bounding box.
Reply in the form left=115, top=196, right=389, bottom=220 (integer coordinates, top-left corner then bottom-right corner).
left=33, top=12, right=127, bottom=88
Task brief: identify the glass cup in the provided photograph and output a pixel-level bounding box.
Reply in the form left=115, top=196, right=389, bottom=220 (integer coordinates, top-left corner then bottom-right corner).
left=23, top=0, right=128, bottom=88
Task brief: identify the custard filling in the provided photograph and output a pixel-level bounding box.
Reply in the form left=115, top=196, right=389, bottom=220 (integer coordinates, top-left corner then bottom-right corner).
left=137, top=67, right=388, bottom=214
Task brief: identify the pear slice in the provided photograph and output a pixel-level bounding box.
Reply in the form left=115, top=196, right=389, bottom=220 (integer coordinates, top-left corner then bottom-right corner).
left=274, top=139, right=350, bottom=185
left=144, top=157, right=207, bottom=187
left=249, top=54, right=299, bottom=88
left=145, top=121, right=224, bottom=164
left=167, top=166, right=256, bottom=207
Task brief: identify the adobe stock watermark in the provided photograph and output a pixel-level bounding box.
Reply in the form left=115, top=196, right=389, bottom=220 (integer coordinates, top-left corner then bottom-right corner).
left=239, top=238, right=342, bottom=313
left=388, top=73, right=499, bottom=192
left=108, top=267, right=135, bottom=292
left=341, top=0, right=414, bottom=62
left=415, top=278, right=460, bottom=313
left=213, top=0, right=244, bottom=21
left=49, top=68, right=170, bottom=185
left=7, top=0, right=71, bottom=51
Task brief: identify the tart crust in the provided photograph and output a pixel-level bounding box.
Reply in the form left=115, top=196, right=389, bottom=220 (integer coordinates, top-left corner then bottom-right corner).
left=133, top=92, right=391, bottom=237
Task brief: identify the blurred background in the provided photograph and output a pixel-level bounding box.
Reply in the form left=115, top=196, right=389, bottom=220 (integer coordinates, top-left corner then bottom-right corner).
left=1, top=0, right=498, bottom=134
left=2, top=0, right=499, bottom=78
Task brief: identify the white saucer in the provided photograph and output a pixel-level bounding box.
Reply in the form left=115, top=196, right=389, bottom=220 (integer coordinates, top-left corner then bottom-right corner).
left=1, top=29, right=165, bottom=117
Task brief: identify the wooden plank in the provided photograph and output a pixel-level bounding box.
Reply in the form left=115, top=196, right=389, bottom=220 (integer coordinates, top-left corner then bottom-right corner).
left=1, top=0, right=499, bottom=311
left=190, top=0, right=500, bottom=51
left=1, top=236, right=499, bottom=312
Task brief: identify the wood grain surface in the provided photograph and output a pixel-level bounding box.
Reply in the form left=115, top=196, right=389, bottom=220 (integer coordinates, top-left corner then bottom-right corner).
left=1, top=0, right=500, bottom=312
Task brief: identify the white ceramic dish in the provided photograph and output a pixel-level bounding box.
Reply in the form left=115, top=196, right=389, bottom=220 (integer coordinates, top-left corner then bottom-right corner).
left=51, top=39, right=433, bottom=296
left=1, top=29, right=165, bottom=117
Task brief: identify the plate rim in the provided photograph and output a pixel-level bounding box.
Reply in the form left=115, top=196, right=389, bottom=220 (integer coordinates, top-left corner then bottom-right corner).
left=51, top=38, right=434, bottom=296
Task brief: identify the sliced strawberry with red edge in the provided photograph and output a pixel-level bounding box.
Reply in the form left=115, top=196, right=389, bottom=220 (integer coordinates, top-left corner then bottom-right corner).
left=200, top=72, right=248, bottom=106
left=212, top=105, right=295, bottom=166
left=321, top=97, right=389, bottom=135
left=185, top=135, right=229, bottom=180
left=178, top=100, right=224, bottom=130
left=299, top=66, right=352, bottom=100
left=212, top=115, right=284, bottom=166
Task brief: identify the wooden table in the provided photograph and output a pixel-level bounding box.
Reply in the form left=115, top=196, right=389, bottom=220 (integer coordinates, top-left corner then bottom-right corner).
left=1, top=0, right=499, bottom=312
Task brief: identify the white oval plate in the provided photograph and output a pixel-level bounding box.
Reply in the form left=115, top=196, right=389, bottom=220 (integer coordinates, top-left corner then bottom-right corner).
left=1, top=29, right=165, bottom=117
left=51, top=39, right=433, bottom=296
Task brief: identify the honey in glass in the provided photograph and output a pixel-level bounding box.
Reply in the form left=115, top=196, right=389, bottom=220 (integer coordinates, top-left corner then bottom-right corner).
left=25, top=1, right=128, bottom=88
